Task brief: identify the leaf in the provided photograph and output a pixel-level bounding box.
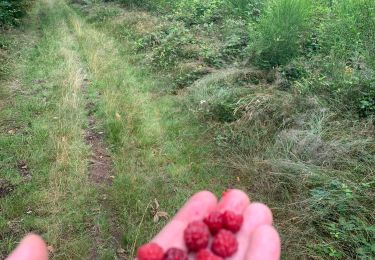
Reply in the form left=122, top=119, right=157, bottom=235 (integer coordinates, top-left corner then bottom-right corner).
left=117, top=248, right=126, bottom=254
left=153, top=211, right=169, bottom=223
left=154, top=198, right=160, bottom=210
left=47, top=245, right=55, bottom=253
left=156, top=211, right=169, bottom=219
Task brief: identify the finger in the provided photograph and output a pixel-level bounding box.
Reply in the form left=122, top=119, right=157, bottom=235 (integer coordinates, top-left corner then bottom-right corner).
left=229, top=203, right=273, bottom=260
left=245, top=225, right=281, bottom=260
left=152, top=190, right=217, bottom=250
left=7, top=234, right=48, bottom=260
left=215, top=189, right=250, bottom=258
left=217, top=189, right=250, bottom=213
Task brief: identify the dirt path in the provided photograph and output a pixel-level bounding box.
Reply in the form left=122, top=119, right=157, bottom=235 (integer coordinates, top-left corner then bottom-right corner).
left=82, top=77, right=112, bottom=185
left=81, top=71, right=126, bottom=258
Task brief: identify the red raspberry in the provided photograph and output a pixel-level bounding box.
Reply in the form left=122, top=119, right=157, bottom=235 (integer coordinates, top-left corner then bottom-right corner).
left=211, top=230, right=238, bottom=257
left=203, top=211, right=223, bottom=235
left=196, top=249, right=224, bottom=260
left=183, top=220, right=210, bottom=252
left=137, top=243, right=164, bottom=260
left=222, top=210, right=243, bottom=233
left=164, top=248, right=188, bottom=260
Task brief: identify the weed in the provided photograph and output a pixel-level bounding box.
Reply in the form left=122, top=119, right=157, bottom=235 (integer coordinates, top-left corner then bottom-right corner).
left=174, top=0, right=226, bottom=26
left=252, top=0, right=312, bottom=67
left=226, top=0, right=264, bottom=20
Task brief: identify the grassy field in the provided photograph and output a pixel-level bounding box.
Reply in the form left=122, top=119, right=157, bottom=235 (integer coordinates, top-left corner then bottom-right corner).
left=1, top=0, right=374, bottom=259
left=1, top=0, right=230, bottom=258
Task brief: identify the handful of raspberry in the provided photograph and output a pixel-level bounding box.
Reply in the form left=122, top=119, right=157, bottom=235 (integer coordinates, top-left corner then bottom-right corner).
left=137, top=210, right=243, bottom=260
left=135, top=189, right=280, bottom=260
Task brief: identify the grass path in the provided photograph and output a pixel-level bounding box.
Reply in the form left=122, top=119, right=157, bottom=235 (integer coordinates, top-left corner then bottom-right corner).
left=0, top=0, right=232, bottom=258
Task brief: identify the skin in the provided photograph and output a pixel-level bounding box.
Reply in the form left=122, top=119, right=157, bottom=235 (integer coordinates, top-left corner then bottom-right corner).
left=7, top=189, right=280, bottom=260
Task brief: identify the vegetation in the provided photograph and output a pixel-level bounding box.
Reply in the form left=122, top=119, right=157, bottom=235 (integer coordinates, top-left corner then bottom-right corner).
left=1, top=0, right=374, bottom=259
left=0, top=0, right=34, bottom=26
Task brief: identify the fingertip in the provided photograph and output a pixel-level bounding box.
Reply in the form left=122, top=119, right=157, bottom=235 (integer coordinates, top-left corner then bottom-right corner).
left=152, top=191, right=218, bottom=249
left=191, top=190, right=218, bottom=205
left=7, top=233, right=48, bottom=260
left=218, top=189, right=250, bottom=213
left=229, top=203, right=274, bottom=260
left=245, top=203, right=273, bottom=226
left=222, top=189, right=250, bottom=202
left=247, top=225, right=281, bottom=260
left=174, top=190, right=217, bottom=220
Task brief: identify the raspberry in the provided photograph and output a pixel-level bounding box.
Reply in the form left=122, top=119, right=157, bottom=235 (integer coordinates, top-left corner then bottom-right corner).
left=183, top=220, right=210, bottom=252
left=137, top=243, right=164, bottom=260
left=203, top=211, right=223, bottom=235
left=211, top=230, right=238, bottom=257
left=222, top=210, right=243, bottom=233
left=164, top=248, right=188, bottom=260
left=196, top=249, right=224, bottom=260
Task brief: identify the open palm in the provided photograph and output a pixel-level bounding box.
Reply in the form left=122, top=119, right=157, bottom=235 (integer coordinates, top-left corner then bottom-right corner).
left=8, top=189, right=280, bottom=260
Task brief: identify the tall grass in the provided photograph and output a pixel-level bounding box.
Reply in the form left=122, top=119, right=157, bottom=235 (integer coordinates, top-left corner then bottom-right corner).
left=297, top=0, right=375, bottom=117
left=319, top=0, right=375, bottom=63
left=253, top=0, right=312, bottom=67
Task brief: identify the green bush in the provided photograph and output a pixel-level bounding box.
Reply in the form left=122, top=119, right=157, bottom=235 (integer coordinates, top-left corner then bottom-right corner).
left=226, top=0, right=264, bottom=20
left=115, top=0, right=175, bottom=11
left=319, top=0, right=375, bottom=66
left=319, top=0, right=375, bottom=118
left=0, top=0, right=33, bottom=26
left=253, top=0, right=312, bottom=67
left=291, top=0, right=375, bottom=118
left=309, top=179, right=375, bottom=258
left=174, top=0, right=226, bottom=25
left=136, top=22, right=197, bottom=69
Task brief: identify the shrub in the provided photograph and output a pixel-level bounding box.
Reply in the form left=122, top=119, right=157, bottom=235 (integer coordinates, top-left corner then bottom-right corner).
left=319, top=0, right=375, bottom=66
left=252, top=0, right=312, bottom=67
left=0, top=0, right=33, bottom=26
left=291, top=0, right=375, bottom=118
left=137, top=22, right=197, bottom=69
left=116, top=0, right=175, bottom=12
left=318, top=0, right=375, bottom=118
left=174, top=0, right=226, bottom=25
left=86, top=5, right=120, bottom=23
left=226, top=0, right=264, bottom=20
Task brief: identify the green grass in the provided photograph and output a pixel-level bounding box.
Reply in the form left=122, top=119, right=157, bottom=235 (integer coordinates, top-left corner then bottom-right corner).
left=1, top=0, right=233, bottom=258
left=1, top=0, right=374, bottom=259
left=252, top=0, right=312, bottom=67
left=67, top=7, right=232, bottom=254
left=1, top=0, right=114, bottom=258
left=74, top=0, right=374, bottom=259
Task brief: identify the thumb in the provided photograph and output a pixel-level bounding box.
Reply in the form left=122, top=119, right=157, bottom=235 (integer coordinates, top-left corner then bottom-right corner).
left=7, top=234, right=48, bottom=260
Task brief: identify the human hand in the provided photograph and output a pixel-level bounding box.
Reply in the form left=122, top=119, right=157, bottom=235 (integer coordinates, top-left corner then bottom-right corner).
left=148, top=189, right=280, bottom=259
left=7, top=189, right=280, bottom=260
left=6, top=234, right=48, bottom=260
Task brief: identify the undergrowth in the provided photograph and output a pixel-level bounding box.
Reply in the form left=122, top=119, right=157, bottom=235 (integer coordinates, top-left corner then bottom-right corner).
left=0, top=0, right=34, bottom=26
left=74, top=0, right=375, bottom=258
